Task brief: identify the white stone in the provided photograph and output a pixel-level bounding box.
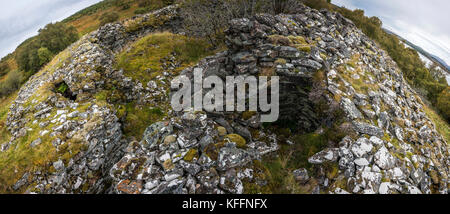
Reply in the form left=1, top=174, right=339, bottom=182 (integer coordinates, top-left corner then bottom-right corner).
left=334, top=188, right=350, bottom=194
left=164, top=173, right=180, bottom=182
left=56, top=110, right=68, bottom=116
left=351, top=137, right=373, bottom=157
left=392, top=167, right=404, bottom=179
left=372, top=165, right=381, bottom=173
left=354, top=158, right=369, bottom=166
left=68, top=111, right=79, bottom=118
left=369, top=136, right=383, bottom=146
left=374, top=146, right=395, bottom=169
left=144, top=180, right=159, bottom=190
left=159, top=153, right=171, bottom=162
left=40, top=130, right=49, bottom=136
left=361, top=171, right=382, bottom=184
left=379, top=182, right=391, bottom=194
left=362, top=189, right=376, bottom=194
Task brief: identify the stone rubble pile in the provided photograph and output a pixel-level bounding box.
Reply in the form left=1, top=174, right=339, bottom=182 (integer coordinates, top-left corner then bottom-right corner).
left=110, top=109, right=278, bottom=194
left=160, top=4, right=447, bottom=194
left=2, top=3, right=448, bottom=194
left=3, top=5, right=180, bottom=193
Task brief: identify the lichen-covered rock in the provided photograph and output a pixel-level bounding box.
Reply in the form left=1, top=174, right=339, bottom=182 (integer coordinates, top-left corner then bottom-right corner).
left=374, top=146, right=396, bottom=170
left=341, top=98, right=363, bottom=119
left=308, top=148, right=339, bottom=164
left=109, top=109, right=278, bottom=194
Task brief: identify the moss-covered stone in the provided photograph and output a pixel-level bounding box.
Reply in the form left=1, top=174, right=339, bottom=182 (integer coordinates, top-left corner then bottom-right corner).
left=217, top=126, right=227, bottom=136
left=225, top=134, right=246, bottom=148
left=183, top=148, right=198, bottom=162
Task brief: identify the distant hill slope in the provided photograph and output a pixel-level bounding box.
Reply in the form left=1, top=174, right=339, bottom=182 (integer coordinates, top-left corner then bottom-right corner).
left=384, top=28, right=450, bottom=73
left=0, top=0, right=170, bottom=97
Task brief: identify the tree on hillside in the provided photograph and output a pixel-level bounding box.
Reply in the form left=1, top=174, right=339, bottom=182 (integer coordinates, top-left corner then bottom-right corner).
left=437, top=87, right=450, bottom=122
left=37, top=47, right=53, bottom=67
left=15, top=22, right=78, bottom=73
left=38, top=22, right=78, bottom=53
left=16, top=39, right=41, bottom=72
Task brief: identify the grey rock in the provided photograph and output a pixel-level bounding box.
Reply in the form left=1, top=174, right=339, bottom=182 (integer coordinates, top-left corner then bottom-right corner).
left=53, top=160, right=65, bottom=172
left=350, top=137, right=373, bottom=158
left=341, top=98, right=363, bottom=119
left=308, top=148, right=339, bottom=164
left=353, top=122, right=384, bottom=137
left=293, top=168, right=310, bottom=184
left=30, top=138, right=42, bottom=148
left=217, top=144, right=251, bottom=171
left=374, top=146, right=396, bottom=170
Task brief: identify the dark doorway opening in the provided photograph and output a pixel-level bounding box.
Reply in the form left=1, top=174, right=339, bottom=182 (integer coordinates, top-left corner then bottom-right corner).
left=55, top=81, right=77, bottom=100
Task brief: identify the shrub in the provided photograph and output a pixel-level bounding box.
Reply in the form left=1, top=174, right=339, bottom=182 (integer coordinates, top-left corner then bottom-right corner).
left=0, top=70, right=22, bottom=97
left=15, top=38, right=40, bottom=73
left=302, top=0, right=331, bottom=10
left=137, top=0, right=152, bottom=7
left=99, top=12, right=120, bottom=26
left=114, top=0, right=131, bottom=10
left=38, top=22, right=78, bottom=53
left=56, top=82, right=69, bottom=94
left=437, top=87, right=450, bottom=122
left=136, top=0, right=174, bottom=13
left=15, top=22, right=78, bottom=74
left=268, top=0, right=304, bottom=14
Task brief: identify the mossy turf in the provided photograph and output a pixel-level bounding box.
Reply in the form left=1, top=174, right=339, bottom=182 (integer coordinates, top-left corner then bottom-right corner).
left=423, top=104, right=449, bottom=144
left=113, top=32, right=216, bottom=140
left=115, top=32, right=213, bottom=85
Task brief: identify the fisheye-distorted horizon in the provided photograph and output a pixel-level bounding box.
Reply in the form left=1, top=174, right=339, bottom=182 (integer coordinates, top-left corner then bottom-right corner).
left=0, top=0, right=449, bottom=67
left=333, top=0, right=450, bottom=68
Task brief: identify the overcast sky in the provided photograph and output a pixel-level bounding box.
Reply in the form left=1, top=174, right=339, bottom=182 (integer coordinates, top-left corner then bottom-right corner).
left=332, top=0, right=450, bottom=67
left=0, top=0, right=101, bottom=58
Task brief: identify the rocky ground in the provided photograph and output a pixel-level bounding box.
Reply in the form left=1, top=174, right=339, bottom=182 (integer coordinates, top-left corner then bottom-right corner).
left=1, top=4, right=448, bottom=194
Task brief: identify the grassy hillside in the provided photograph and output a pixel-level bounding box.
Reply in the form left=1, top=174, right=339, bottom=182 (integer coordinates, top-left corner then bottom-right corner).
left=63, top=0, right=143, bottom=35
left=0, top=0, right=172, bottom=100
left=0, top=31, right=215, bottom=192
